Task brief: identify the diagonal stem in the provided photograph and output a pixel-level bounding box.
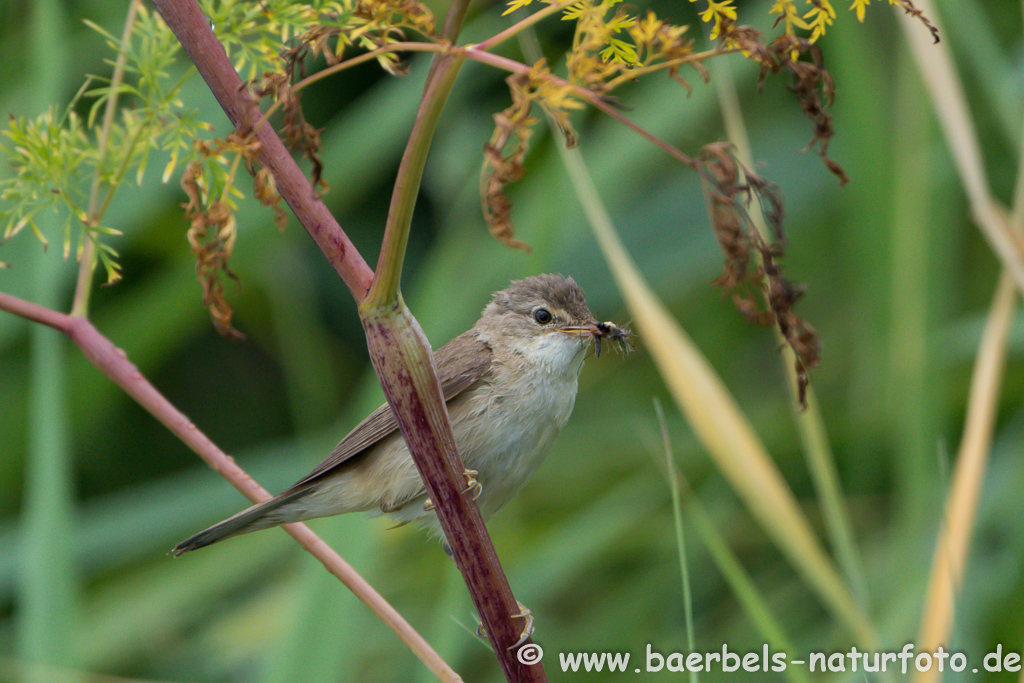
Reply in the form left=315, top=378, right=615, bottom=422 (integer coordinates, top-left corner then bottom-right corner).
left=464, top=48, right=699, bottom=168
left=471, top=0, right=578, bottom=53
left=368, top=52, right=464, bottom=303
left=899, top=0, right=1024, bottom=294
left=900, top=3, right=1023, bottom=679
left=0, top=290, right=461, bottom=683
left=151, top=0, right=373, bottom=299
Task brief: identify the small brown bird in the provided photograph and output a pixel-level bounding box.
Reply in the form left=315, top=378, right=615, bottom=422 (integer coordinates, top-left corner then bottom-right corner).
left=173, top=274, right=627, bottom=555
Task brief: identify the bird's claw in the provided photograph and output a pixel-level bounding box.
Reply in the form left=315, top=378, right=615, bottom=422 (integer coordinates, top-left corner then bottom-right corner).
left=476, top=602, right=535, bottom=651
left=509, top=603, right=535, bottom=650
left=423, top=469, right=480, bottom=512
left=462, top=469, right=482, bottom=500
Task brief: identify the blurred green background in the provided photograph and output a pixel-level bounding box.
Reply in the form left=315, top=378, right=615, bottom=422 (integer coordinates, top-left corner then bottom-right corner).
left=2, top=0, right=1023, bottom=680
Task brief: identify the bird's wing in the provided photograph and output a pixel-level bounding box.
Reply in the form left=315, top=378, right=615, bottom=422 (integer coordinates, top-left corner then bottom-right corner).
left=288, top=329, right=492, bottom=489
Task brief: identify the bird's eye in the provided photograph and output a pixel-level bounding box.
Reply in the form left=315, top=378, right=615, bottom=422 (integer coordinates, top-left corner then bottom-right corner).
left=533, top=307, right=553, bottom=324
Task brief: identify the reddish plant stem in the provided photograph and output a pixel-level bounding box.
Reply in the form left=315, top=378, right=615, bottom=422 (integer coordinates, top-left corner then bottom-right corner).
left=0, top=290, right=459, bottom=681
left=360, top=302, right=545, bottom=682
left=152, top=1, right=539, bottom=680
left=362, top=6, right=544, bottom=680
left=150, top=0, right=373, bottom=300
left=465, top=48, right=699, bottom=169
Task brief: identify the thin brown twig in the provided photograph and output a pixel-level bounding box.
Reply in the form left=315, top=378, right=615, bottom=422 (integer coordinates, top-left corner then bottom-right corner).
left=257, top=41, right=446, bottom=127
left=465, top=48, right=700, bottom=169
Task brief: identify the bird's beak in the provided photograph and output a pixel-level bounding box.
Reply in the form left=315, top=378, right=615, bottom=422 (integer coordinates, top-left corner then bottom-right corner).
left=558, top=320, right=630, bottom=358
left=556, top=321, right=601, bottom=340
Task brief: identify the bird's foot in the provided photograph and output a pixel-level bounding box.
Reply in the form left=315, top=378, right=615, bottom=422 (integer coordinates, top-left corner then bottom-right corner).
left=476, top=602, right=535, bottom=650
left=422, top=470, right=481, bottom=512
left=462, top=469, right=482, bottom=500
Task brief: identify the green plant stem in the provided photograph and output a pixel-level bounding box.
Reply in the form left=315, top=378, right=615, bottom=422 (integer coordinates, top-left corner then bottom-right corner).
left=651, top=392, right=806, bottom=682
left=424, top=0, right=471, bottom=86
left=71, top=0, right=141, bottom=317
left=685, top=498, right=809, bottom=683
left=367, top=51, right=464, bottom=304
left=653, top=399, right=698, bottom=683
left=888, top=51, right=936, bottom=535
left=439, top=0, right=472, bottom=43
left=19, top=0, right=76, bottom=669
left=21, top=237, right=76, bottom=670
left=95, top=70, right=188, bottom=221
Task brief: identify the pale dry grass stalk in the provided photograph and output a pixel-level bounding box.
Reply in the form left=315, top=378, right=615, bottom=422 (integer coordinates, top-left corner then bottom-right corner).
left=914, top=273, right=1015, bottom=683
left=900, top=2, right=1022, bottom=680
left=553, top=139, right=877, bottom=646
left=899, top=2, right=1024, bottom=292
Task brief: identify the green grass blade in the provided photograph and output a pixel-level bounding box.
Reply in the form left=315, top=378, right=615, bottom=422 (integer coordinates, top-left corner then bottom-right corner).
left=17, top=0, right=78, bottom=671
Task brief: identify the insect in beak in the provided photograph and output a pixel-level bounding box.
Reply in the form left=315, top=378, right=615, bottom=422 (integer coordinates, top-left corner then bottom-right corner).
left=561, top=320, right=631, bottom=358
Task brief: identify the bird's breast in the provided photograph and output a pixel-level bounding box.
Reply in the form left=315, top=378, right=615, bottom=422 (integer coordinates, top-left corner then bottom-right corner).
left=451, top=341, right=586, bottom=518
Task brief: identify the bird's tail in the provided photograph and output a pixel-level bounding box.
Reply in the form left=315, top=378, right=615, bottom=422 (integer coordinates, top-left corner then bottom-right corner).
left=172, top=488, right=313, bottom=556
